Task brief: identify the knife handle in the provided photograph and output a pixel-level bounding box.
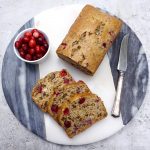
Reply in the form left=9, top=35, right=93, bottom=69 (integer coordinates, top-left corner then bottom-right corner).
left=111, top=71, right=124, bottom=117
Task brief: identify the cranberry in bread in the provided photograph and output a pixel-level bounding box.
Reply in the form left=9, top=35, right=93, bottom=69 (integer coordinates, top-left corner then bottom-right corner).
left=58, top=93, right=107, bottom=138
left=56, top=4, right=122, bottom=75
left=47, top=80, right=91, bottom=120
left=32, top=69, right=75, bottom=112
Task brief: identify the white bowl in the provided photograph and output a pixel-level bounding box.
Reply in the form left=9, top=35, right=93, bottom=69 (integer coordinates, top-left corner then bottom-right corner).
left=13, top=28, right=50, bottom=64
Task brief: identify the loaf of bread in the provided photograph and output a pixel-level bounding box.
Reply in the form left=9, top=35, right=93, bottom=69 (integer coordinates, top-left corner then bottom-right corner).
left=56, top=4, right=122, bottom=75
left=47, top=80, right=91, bottom=120
left=32, top=69, right=75, bottom=112
left=58, top=93, right=107, bottom=138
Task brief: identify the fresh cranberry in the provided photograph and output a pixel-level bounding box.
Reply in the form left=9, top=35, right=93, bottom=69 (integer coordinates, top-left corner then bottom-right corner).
left=64, top=120, right=71, bottom=128
left=79, top=97, right=85, bottom=104
left=24, top=31, right=32, bottom=38
left=64, top=78, right=69, bottom=84
left=15, top=41, right=21, bottom=49
left=33, top=31, right=40, bottom=38
left=19, top=37, right=23, bottom=44
left=36, top=53, right=43, bottom=59
left=40, top=46, right=47, bottom=54
left=31, top=29, right=38, bottom=34
left=30, top=36, right=35, bottom=40
left=29, top=48, right=35, bottom=55
left=43, top=43, right=48, bottom=49
left=25, top=54, right=32, bottom=60
left=22, top=44, right=28, bottom=51
left=35, top=45, right=41, bottom=54
left=51, top=104, right=58, bottom=113
left=23, top=37, right=30, bottom=43
left=19, top=51, right=25, bottom=58
left=29, top=39, right=36, bottom=48
left=37, top=37, right=43, bottom=45
left=63, top=108, right=69, bottom=115
left=18, top=48, right=24, bottom=53
left=40, top=33, right=44, bottom=38
left=60, top=69, right=67, bottom=77
left=33, top=56, right=38, bottom=60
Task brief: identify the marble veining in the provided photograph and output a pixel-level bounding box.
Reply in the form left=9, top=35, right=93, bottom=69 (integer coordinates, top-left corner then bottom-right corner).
left=1, top=4, right=149, bottom=145
left=108, top=23, right=149, bottom=125
left=1, top=19, right=46, bottom=139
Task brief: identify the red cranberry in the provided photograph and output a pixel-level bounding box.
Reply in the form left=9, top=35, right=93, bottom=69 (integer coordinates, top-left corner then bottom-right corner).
left=18, top=48, right=24, bottom=53
left=24, top=31, right=32, bottom=38
left=19, top=51, right=25, bottom=58
left=40, top=33, right=44, bottom=38
left=40, top=46, right=47, bottom=54
left=33, top=31, right=40, bottom=38
left=54, top=91, right=60, bottom=96
left=64, top=120, right=71, bottom=128
left=33, top=56, right=38, bottom=60
left=22, top=44, right=28, bottom=51
left=43, top=43, right=48, bottom=49
left=37, top=85, right=42, bottom=93
left=29, top=39, right=36, bottom=48
left=63, top=108, right=69, bottom=115
left=61, top=43, right=67, bottom=49
left=37, top=37, right=43, bottom=45
left=36, top=53, right=43, bottom=59
left=35, top=45, right=41, bottom=54
left=25, top=54, right=32, bottom=60
left=29, top=48, right=35, bottom=55
left=60, top=69, right=67, bottom=77
left=64, top=78, right=69, bottom=84
left=30, top=36, right=35, bottom=40
left=23, top=37, right=30, bottom=43
left=18, top=38, right=24, bottom=45
left=102, top=43, right=106, bottom=48
left=31, top=29, right=38, bottom=34
left=79, top=97, right=85, bottom=104
left=51, top=104, right=58, bottom=113
left=15, top=41, right=21, bottom=49
left=95, top=99, right=99, bottom=103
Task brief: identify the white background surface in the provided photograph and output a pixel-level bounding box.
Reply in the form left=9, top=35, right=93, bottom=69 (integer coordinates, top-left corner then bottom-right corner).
left=0, top=0, right=150, bottom=149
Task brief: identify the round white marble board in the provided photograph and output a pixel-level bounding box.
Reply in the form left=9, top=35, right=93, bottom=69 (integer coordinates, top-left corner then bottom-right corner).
left=2, top=4, right=149, bottom=145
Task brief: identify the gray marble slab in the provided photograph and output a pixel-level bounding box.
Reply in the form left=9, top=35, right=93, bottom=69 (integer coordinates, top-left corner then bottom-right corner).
left=1, top=5, right=149, bottom=144
left=108, top=24, right=149, bottom=125
left=1, top=0, right=150, bottom=149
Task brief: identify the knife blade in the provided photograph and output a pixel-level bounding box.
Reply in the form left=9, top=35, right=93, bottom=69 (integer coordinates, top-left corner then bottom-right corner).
left=117, top=34, right=129, bottom=71
left=111, top=34, right=129, bottom=117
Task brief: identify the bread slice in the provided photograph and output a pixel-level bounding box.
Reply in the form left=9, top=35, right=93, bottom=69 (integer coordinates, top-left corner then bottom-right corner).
left=47, top=80, right=91, bottom=120
left=32, top=69, right=75, bottom=112
left=58, top=93, right=107, bottom=138
left=56, top=4, right=122, bottom=75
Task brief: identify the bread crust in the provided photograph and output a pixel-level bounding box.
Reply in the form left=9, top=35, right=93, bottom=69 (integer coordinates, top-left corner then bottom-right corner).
left=32, top=70, right=75, bottom=112
left=56, top=4, right=122, bottom=75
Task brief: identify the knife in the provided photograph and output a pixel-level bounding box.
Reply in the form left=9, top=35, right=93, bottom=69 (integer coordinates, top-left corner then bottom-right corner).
left=111, top=34, right=129, bottom=117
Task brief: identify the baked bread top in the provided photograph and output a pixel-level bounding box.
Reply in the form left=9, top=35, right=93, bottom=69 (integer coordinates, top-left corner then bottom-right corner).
left=56, top=5, right=122, bottom=75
